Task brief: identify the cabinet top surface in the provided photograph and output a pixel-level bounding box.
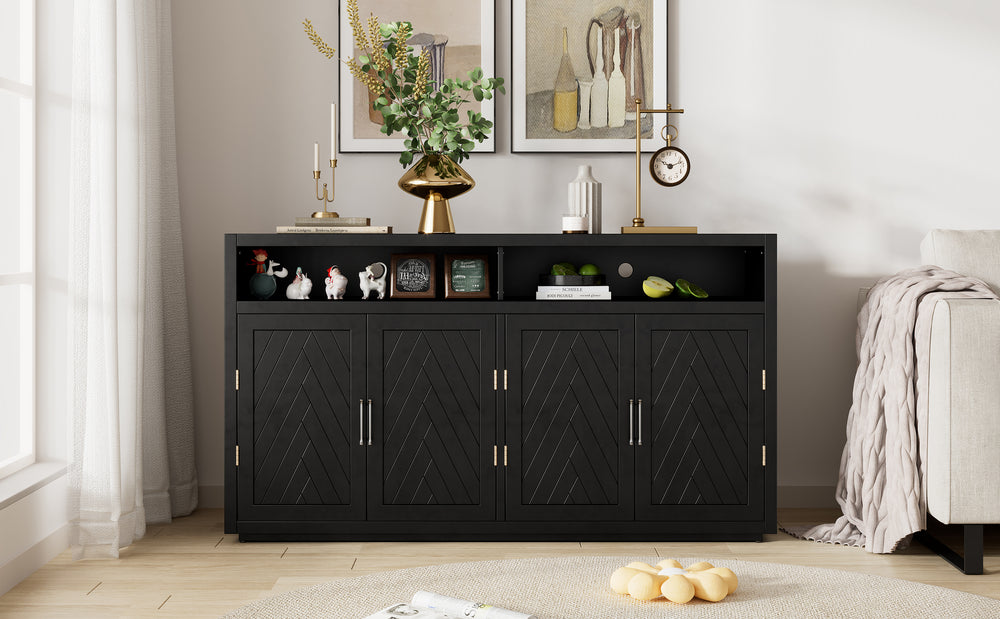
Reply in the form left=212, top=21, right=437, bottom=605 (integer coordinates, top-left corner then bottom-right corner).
left=228, top=233, right=775, bottom=247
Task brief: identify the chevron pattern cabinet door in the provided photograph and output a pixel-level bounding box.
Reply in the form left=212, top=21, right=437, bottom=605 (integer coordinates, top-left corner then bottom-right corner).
left=635, top=315, right=764, bottom=521
left=505, top=315, right=634, bottom=521
left=237, top=315, right=366, bottom=521
left=367, top=315, right=496, bottom=521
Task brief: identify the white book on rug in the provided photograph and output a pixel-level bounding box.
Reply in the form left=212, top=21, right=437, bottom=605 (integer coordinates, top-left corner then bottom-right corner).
left=362, top=603, right=455, bottom=618
left=410, top=591, right=535, bottom=619
left=362, top=591, right=535, bottom=619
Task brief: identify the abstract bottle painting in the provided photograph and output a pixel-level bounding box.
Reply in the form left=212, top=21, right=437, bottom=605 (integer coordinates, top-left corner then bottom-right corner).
left=520, top=0, right=660, bottom=145
left=513, top=1, right=666, bottom=152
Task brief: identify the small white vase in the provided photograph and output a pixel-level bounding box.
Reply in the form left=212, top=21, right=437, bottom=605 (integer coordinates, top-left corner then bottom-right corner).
left=567, top=165, right=602, bottom=234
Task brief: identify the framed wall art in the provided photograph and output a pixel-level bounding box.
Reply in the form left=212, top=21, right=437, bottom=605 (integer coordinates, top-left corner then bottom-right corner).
left=339, top=0, right=497, bottom=154
left=390, top=253, right=437, bottom=298
left=444, top=254, right=491, bottom=299
left=511, top=0, right=668, bottom=153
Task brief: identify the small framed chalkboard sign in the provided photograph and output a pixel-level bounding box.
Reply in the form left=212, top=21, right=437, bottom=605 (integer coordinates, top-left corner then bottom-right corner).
left=445, top=254, right=491, bottom=299
left=390, top=253, right=436, bottom=299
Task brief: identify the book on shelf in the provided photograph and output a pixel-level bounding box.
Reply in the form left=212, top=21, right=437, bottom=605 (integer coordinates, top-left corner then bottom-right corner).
left=294, top=216, right=371, bottom=226
left=276, top=225, right=392, bottom=234
left=536, top=285, right=610, bottom=293
left=535, top=290, right=612, bottom=300
left=363, top=591, right=535, bottom=619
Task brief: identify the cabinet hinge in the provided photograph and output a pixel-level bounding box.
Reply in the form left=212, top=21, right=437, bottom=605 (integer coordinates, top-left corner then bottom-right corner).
left=236, top=445, right=240, bottom=467
left=504, top=369, right=508, bottom=391
left=235, top=369, right=240, bottom=391
left=493, top=369, right=498, bottom=391
left=762, top=445, right=766, bottom=467
left=493, top=445, right=498, bottom=467
left=762, top=369, right=766, bottom=391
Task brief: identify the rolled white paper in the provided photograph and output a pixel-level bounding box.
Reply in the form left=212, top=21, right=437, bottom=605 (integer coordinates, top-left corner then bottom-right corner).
left=313, top=142, right=320, bottom=172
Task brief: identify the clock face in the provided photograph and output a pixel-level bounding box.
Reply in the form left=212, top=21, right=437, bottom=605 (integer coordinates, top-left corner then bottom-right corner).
left=649, top=146, right=690, bottom=187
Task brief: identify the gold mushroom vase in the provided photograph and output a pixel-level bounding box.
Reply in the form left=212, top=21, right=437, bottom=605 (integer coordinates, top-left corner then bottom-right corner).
left=398, top=153, right=475, bottom=234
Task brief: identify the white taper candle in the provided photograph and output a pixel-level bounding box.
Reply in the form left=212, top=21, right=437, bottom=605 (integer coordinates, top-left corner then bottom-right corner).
left=331, top=103, right=337, bottom=161
left=313, top=142, right=319, bottom=172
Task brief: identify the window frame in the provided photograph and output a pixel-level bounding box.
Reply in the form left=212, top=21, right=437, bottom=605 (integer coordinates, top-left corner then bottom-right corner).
left=0, top=0, right=37, bottom=480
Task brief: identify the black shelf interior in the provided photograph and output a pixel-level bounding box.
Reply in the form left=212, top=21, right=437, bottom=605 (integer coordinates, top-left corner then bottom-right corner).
left=233, top=235, right=768, bottom=304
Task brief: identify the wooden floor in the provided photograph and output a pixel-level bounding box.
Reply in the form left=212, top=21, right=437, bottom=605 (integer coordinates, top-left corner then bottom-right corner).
left=0, top=508, right=996, bottom=618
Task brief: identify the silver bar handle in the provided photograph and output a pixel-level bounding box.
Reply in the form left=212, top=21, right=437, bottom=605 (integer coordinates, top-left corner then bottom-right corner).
left=629, top=399, right=634, bottom=446
left=359, top=399, right=364, bottom=446
left=637, top=399, right=643, bottom=446
left=367, top=399, right=373, bottom=446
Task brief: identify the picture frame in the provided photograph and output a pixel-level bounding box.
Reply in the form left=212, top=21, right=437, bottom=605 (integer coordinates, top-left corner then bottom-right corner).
left=511, top=0, right=668, bottom=153
left=444, top=254, right=491, bottom=299
left=390, top=253, right=437, bottom=298
left=339, top=0, right=498, bottom=154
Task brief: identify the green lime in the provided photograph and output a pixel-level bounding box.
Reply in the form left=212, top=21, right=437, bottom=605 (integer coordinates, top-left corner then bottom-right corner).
left=642, top=276, right=674, bottom=298
left=675, top=278, right=709, bottom=299
left=578, top=263, right=600, bottom=276
left=551, top=262, right=577, bottom=276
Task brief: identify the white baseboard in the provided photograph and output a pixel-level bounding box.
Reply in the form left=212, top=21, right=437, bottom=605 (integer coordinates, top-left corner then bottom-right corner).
left=0, top=524, right=69, bottom=597
left=778, top=485, right=838, bottom=509
left=198, top=484, right=224, bottom=509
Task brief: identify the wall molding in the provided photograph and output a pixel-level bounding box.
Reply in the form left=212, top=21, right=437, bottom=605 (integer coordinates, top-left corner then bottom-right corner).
left=198, top=484, right=224, bottom=509
left=778, top=485, right=838, bottom=509
left=0, top=524, right=69, bottom=597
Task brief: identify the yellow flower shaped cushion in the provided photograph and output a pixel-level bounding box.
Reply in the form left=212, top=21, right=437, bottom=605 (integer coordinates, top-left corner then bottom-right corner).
left=610, top=559, right=738, bottom=604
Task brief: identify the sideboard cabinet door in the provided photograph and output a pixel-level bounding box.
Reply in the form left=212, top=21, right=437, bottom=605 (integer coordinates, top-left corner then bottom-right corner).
left=634, top=315, right=765, bottom=522
left=367, top=315, right=498, bottom=521
left=505, top=315, right=635, bottom=521
left=237, top=315, right=367, bottom=521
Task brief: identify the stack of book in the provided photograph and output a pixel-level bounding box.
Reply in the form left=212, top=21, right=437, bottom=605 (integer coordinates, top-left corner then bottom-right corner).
left=535, top=285, right=611, bottom=300
left=276, top=216, right=392, bottom=234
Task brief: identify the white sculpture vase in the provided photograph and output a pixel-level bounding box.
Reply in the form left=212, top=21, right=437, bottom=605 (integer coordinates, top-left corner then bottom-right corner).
left=567, top=165, right=602, bottom=234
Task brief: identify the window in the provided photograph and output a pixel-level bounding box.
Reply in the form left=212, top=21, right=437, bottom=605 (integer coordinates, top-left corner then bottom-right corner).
left=0, top=0, right=35, bottom=479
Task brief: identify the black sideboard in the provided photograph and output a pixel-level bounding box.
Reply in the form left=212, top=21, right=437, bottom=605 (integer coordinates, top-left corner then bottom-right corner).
left=224, top=233, right=776, bottom=541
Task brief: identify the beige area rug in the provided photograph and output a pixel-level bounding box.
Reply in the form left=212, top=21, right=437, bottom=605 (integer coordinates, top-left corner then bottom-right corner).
left=223, top=556, right=1000, bottom=618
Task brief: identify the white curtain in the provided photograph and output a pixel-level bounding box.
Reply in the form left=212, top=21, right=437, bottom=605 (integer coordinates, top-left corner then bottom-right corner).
left=68, top=0, right=197, bottom=559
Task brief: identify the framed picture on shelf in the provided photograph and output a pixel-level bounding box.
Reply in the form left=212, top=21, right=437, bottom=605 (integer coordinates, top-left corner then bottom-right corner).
left=390, top=253, right=437, bottom=298
left=444, top=254, right=491, bottom=299
left=339, top=0, right=497, bottom=154
left=511, top=0, right=668, bottom=153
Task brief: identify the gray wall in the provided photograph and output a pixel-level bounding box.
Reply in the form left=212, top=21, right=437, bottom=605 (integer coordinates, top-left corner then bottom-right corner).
left=171, top=0, right=1000, bottom=507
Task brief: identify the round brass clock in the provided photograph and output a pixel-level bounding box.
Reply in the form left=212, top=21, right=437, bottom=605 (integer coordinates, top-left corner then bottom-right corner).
left=649, top=145, right=690, bottom=187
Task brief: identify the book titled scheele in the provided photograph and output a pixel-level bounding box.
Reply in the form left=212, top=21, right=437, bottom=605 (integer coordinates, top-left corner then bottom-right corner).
left=535, top=285, right=611, bottom=300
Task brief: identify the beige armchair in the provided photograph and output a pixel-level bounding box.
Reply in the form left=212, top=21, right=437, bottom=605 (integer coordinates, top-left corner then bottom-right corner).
left=917, top=229, right=1000, bottom=574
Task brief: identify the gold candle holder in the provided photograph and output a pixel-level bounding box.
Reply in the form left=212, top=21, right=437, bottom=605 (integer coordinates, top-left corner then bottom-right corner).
left=313, top=159, right=339, bottom=218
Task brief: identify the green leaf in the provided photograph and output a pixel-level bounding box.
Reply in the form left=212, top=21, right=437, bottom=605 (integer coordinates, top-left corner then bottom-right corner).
left=399, top=150, right=414, bottom=167
left=473, top=86, right=484, bottom=102
left=469, top=67, right=483, bottom=81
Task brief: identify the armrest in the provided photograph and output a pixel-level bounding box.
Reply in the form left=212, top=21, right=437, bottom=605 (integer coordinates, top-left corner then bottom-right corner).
left=925, top=298, right=1000, bottom=524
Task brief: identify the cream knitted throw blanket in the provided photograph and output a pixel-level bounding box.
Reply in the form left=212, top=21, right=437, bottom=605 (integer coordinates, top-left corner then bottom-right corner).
left=796, top=266, right=996, bottom=553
